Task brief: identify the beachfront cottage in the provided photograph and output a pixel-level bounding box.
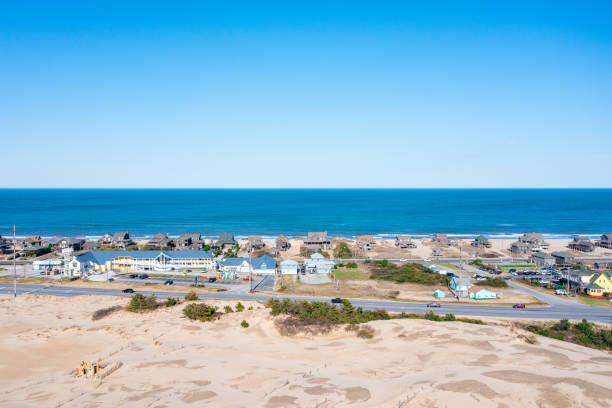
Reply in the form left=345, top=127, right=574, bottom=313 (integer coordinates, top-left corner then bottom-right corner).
left=585, top=272, right=612, bottom=297
left=57, top=237, right=86, bottom=251
left=148, top=233, right=173, bottom=248
left=431, top=248, right=443, bottom=257
left=66, top=250, right=216, bottom=277
left=219, top=258, right=251, bottom=277
left=216, top=233, right=237, bottom=249
left=531, top=252, right=555, bottom=267
left=84, top=241, right=101, bottom=251
left=304, top=253, right=335, bottom=274
left=510, top=241, right=531, bottom=255
left=551, top=252, right=575, bottom=267
left=276, top=235, right=290, bottom=251
left=219, top=255, right=277, bottom=276
left=98, top=234, right=113, bottom=245
left=432, top=234, right=450, bottom=246
left=357, top=236, right=375, bottom=250
left=518, top=233, right=550, bottom=250
left=176, top=233, right=204, bottom=250
left=449, top=277, right=473, bottom=298
left=595, top=234, right=612, bottom=249
left=395, top=235, right=417, bottom=248
left=472, top=235, right=491, bottom=248
left=568, top=237, right=595, bottom=252
left=247, top=236, right=265, bottom=251
left=303, top=232, right=331, bottom=251
left=280, top=259, right=299, bottom=275
left=468, top=286, right=497, bottom=300
left=111, top=232, right=133, bottom=248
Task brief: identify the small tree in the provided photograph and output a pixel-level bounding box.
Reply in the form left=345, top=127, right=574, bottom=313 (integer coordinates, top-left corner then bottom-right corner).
left=235, top=302, right=245, bottom=312
left=184, top=291, right=199, bottom=301
left=183, top=303, right=218, bottom=321
left=241, top=320, right=249, bottom=328
left=127, top=294, right=159, bottom=312
left=224, top=305, right=234, bottom=313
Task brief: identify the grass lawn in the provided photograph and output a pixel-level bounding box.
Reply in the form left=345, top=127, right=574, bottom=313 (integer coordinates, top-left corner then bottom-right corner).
left=333, top=267, right=369, bottom=280
left=426, top=262, right=459, bottom=270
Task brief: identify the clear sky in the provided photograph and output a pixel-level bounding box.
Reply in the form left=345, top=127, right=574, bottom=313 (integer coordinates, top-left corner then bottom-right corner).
left=1, top=1, right=610, bottom=188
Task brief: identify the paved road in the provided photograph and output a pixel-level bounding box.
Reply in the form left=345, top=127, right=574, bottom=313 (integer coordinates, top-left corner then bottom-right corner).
left=2, top=283, right=610, bottom=324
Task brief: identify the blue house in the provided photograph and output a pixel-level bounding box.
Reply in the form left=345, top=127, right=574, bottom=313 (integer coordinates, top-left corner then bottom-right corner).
left=468, top=286, right=497, bottom=300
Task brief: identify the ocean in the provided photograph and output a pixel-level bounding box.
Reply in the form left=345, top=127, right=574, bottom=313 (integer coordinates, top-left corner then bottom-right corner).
left=0, top=189, right=610, bottom=238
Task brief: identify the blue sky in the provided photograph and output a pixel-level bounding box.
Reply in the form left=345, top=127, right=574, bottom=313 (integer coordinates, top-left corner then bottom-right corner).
left=1, top=1, right=610, bottom=188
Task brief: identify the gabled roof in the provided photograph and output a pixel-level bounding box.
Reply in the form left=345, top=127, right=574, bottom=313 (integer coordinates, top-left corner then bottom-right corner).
left=76, top=250, right=213, bottom=265
left=220, top=257, right=249, bottom=267
left=532, top=251, right=553, bottom=259
left=251, top=255, right=277, bottom=270
left=551, top=251, right=573, bottom=259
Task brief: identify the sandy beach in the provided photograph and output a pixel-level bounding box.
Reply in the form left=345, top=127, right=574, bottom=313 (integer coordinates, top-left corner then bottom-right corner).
left=1, top=294, right=610, bottom=407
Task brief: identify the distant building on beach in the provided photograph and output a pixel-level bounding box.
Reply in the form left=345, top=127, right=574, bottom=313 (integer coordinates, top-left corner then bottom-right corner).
left=567, top=236, right=595, bottom=253
left=395, top=235, right=417, bottom=248
left=148, top=233, right=173, bottom=248
left=432, top=234, right=450, bottom=246
left=57, top=237, right=85, bottom=251
left=518, top=233, right=550, bottom=250
left=510, top=240, right=531, bottom=255
left=215, top=233, right=237, bottom=249
left=247, top=236, right=265, bottom=251
left=176, top=233, right=204, bottom=250
left=431, top=248, right=443, bottom=257
left=99, top=232, right=133, bottom=249
left=551, top=251, right=575, bottom=267
left=304, top=253, right=334, bottom=274
left=595, top=234, right=612, bottom=249
left=218, top=255, right=277, bottom=277
left=356, top=235, right=375, bottom=251
left=472, top=235, right=491, bottom=248
left=303, top=232, right=331, bottom=251
left=67, top=250, right=215, bottom=277
left=276, top=235, right=290, bottom=251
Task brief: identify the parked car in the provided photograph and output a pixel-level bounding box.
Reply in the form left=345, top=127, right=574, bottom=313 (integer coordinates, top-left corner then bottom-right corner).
left=331, top=297, right=343, bottom=304
left=128, top=274, right=137, bottom=279
left=509, top=269, right=516, bottom=273
left=107, top=278, right=114, bottom=282
left=138, top=274, right=148, bottom=279
left=503, top=276, right=512, bottom=281
left=208, top=277, right=217, bottom=282
left=122, top=288, right=135, bottom=293
left=164, top=279, right=173, bottom=285
left=426, top=302, right=441, bottom=308
left=512, top=303, right=526, bottom=309
left=399, top=258, right=408, bottom=262
left=446, top=272, right=456, bottom=278
left=555, top=289, right=569, bottom=295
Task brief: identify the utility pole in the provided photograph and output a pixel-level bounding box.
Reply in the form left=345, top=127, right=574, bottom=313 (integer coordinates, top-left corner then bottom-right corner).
left=249, top=245, right=253, bottom=293
left=13, top=224, right=16, bottom=298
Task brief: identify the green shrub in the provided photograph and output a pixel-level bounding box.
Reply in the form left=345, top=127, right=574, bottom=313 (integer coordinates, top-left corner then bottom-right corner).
left=183, top=303, right=218, bottom=321
left=553, top=319, right=571, bottom=331
left=443, top=313, right=456, bottom=321
left=241, top=320, right=249, bottom=328
left=333, top=243, right=353, bottom=259
left=356, top=326, right=375, bottom=339
left=235, top=302, right=245, bottom=312
left=224, top=305, right=234, bottom=313
left=184, top=291, right=199, bottom=301
left=369, top=262, right=450, bottom=285
left=127, top=294, right=159, bottom=312
left=248, top=306, right=253, bottom=310
left=164, top=297, right=181, bottom=307
left=266, top=298, right=390, bottom=325
left=479, top=278, right=508, bottom=288
left=346, top=262, right=358, bottom=269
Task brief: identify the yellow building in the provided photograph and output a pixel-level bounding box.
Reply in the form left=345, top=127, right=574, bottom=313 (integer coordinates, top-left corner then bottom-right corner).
left=586, top=272, right=612, bottom=297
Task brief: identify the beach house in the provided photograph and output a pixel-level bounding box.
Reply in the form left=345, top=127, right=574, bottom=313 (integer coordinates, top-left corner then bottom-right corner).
left=510, top=241, right=531, bottom=255
left=304, top=232, right=331, bottom=251
left=66, top=250, right=216, bottom=277
left=357, top=235, right=376, bottom=251
left=551, top=252, right=575, bottom=267
left=431, top=248, right=443, bottom=257
left=449, top=277, right=473, bottom=298
left=585, top=272, right=612, bottom=297
left=304, top=253, right=335, bottom=274
left=518, top=233, right=550, bottom=250
left=57, top=237, right=86, bottom=251
left=395, top=235, right=417, bottom=248
left=280, top=259, right=299, bottom=275
left=595, top=234, right=612, bottom=249
left=247, top=236, right=265, bottom=251
left=176, top=233, right=204, bottom=250
left=251, top=255, right=277, bottom=275
left=148, top=233, right=173, bottom=248
left=276, top=235, right=290, bottom=251
left=432, top=234, right=450, bottom=246
left=468, top=286, right=497, bottom=300
left=472, top=235, right=491, bottom=248
left=568, top=237, right=595, bottom=252
left=219, top=258, right=251, bottom=277
left=531, top=252, right=555, bottom=267
left=111, top=232, right=133, bottom=248
left=216, top=233, right=237, bottom=249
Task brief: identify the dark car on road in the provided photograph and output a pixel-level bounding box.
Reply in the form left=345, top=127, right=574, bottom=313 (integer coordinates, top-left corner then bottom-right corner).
left=426, top=302, right=441, bottom=308
left=331, top=297, right=343, bottom=304
left=164, top=279, right=173, bottom=285
left=128, top=274, right=137, bottom=279
left=208, top=277, right=217, bottom=282
left=138, top=274, right=149, bottom=279
left=513, top=303, right=526, bottom=309
left=122, top=288, right=135, bottom=293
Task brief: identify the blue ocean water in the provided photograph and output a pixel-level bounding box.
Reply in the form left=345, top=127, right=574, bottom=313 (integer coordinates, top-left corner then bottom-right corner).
left=0, top=189, right=610, bottom=237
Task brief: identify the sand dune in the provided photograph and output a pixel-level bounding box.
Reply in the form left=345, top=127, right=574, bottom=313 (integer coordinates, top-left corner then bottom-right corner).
left=0, top=295, right=610, bottom=407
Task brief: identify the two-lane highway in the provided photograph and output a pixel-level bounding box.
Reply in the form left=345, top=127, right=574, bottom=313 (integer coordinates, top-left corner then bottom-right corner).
left=1, top=283, right=610, bottom=323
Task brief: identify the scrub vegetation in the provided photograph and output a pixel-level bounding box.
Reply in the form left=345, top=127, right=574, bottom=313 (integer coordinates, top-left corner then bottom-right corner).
left=369, top=260, right=450, bottom=285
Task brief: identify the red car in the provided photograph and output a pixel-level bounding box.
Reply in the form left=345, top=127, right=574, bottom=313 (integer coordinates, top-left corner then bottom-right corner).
left=512, top=303, right=526, bottom=309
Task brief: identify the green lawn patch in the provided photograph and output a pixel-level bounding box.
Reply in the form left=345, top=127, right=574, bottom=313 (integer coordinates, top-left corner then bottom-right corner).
left=334, top=267, right=369, bottom=280
left=369, top=261, right=450, bottom=285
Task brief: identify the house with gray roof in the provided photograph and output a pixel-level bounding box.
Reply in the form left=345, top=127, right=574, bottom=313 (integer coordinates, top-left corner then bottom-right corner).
left=472, top=235, right=491, bottom=248
left=304, top=232, right=331, bottom=251
left=304, top=253, right=334, bottom=274
left=247, top=236, right=265, bottom=251
left=518, top=233, right=550, bottom=249
left=510, top=240, right=531, bottom=255
left=216, top=233, right=237, bottom=249
left=551, top=252, right=575, bottom=267
left=531, top=251, right=555, bottom=266
left=395, top=235, right=417, bottom=248
left=176, top=233, right=203, bottom=250
left=595, top=233, right=612, bottom=249
left=568, top=236, right=595, bottom=252
left=148, top=233, right=173, bottom=248
left=276, top=235, right=290, bottom=251
left=57, top=237, right=86, bottom=251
